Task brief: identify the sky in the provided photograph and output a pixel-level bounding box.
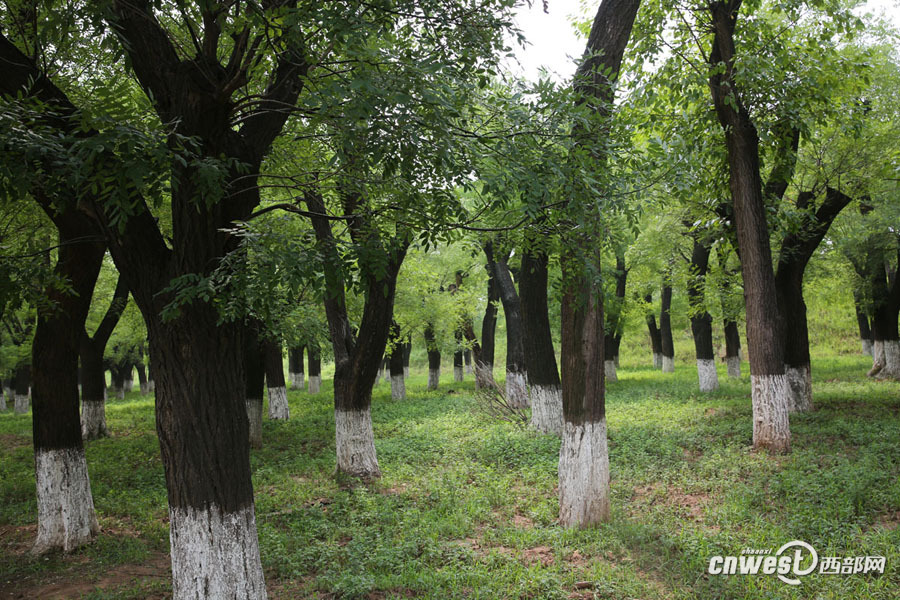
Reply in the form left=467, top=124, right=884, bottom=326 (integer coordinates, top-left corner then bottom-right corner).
left=506, top=0, right=900, bottom=82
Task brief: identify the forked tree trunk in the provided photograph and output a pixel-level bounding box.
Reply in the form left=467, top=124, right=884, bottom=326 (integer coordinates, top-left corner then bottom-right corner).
left=494, top=257, right=528, bottom=407
left=709, top=0, right=790, bottom=452
left=31, top=219, right=104, bottom=554
left=264, top=339, right=289, bottom=420
left=288, top=345, right=305, bottom=390
left=688, top=238, right=718, bottom=392
left=559, top=0, right=641, bottom=528
left=424, top=326, right=441, bottom=390
left=659, top=284, right=675, bottom=373
left=724, top=319, right=742, bottom=378
left=520, top=248, right=562, bottom=435
left=14, top=363, right=30, bottom=414
left=243, top=324, right=266, bottom=450
left=645, top=294, right=663, bottom=368
left=308, top=344, right=322, bottom=394
left=389, top=323, right=406, bottom=400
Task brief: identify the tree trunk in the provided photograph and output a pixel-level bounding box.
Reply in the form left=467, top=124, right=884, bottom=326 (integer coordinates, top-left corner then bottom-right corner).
left=288, top=345, right=305, bottom=390
left=14, top=363, right=30, bottom=413
left=477, top=241, right=501, bottom=388
left=31, top=220, right=104, bottom=554
left=659, top=283, right=675, bottom=373
left=136, top=361, right=149, bottom=396
left=854, top=294, right=873, bottom=356
left=389, top=323, right=406, bottom=400
left=493, top=257, right=528, bottom=407
left=867, top=248, right=900, bottom=380
left=708, top=0, right=790, bottom=452
left=464, top=349, right=472, bottom=374
left=520, top=248, right=562, bottom=435
left=688, top=238, right=718, bottom=392
left=308, top=344, right=322, bottom=394
left=558, top=0, right=641, bottom=528
left=403, top=338, right=411, bottom=379
left=453, top=330, right=464, bottom=382
left=424, top=326, right=441, bottom=390
left=110, top=364, right=126, bottom=400
left=264, top=339, right=289, bottom=420
left=724, top=319, right=742, bottom=378
left=243, top=324, right=265, bottom=449
left=645, top=294, right=662, bottom=368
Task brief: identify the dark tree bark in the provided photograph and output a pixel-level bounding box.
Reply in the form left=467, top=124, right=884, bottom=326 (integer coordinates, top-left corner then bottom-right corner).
left=31, top=207, right=105, bottom=554
left=403, top=336, right=411, bottom=379
left=453, top=330, right=464, bottom=382
left=644, top=293, right=663, bottom=369
left=288, top=345, right=305, bottom=390
left=863, top=239, right=900, bottom=379
left=724, top=318, right=742, bottom=377
left=79, top=275, right=129, bottom=439
left=13, top=363, right=30, bottom=414
left=493, top=255, right=528, bottom=407
left=306, top=189, right=408, bottom=478
left=243, top=323, right=266, bottom=449
left=688, top=237, right=718, bottom=392
left=520, top=247, right=562, bottom=434
left=854, top=293, right=873, bottom=356
left=774, top=187, right=853, bottom=410
left=264, top=338, right=289, bottom=420
left=659, top=283, right=675, bottom=372
left=136, top=360, right=148, bottom=396
left=476, top=240, right=502, bottom=387
left=424, top=325, right=441, bottom=390
left=389, top=322, right=406, bottom=400
left=603, top=254, right=627, bottom=382
left=558, top=0, right=641, bottom=528
left=308, top=343, right=322, bottom=394
left=708, top=0, right=789, bottom=452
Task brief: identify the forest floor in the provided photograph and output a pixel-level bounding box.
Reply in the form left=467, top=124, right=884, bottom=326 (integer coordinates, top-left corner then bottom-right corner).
left=1, top=354, right=899, bottom=599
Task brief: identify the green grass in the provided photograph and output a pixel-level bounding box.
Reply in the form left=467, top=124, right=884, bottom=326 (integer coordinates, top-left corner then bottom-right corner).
left=1, top=353, right=898, bottom=599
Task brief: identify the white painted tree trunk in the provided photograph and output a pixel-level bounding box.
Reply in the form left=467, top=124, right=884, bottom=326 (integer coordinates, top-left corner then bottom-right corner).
left=453, top=366, right=464, bottom=382
left=139, top=381, right=150, bottom=396
left=267, top=386, right=289, bottom=420
left=466, top=364, right=473, bottom=374
left=403, top=367, right=410, bottom=379
left=868, top=341, right=885, bottom=377
left=875, top=340, right=900, bottom=380
left=603, top=360, right=617, bottom=383
left=80, top=400, right=109, bottom=439
left=652, top=353, right=662, bottom=369
left=726, top=356, right=741, bottom=378
left=785, top=364, right=812, bottom=412
left=245, top=399, right=263, bottom=449
left=558, top=419, right=610, bottom=527
left=505, top=371, right=528, bottom=408
left=148, top=379, right=155, bottom=393
left=169, top=503, right=267, bottom=600
left=529, top=384, right=562, bottom=436
left=0, top=392, right=5, bottom=412
left=114, top=385, right=125, bottom=400
left=661, top=356, right=674, bottom=373
left=862, top=339, right=874, bottom=356
left=697, top=359, right=718, bottom=392
left=32, top=448, right=99, bottom=554
left=308, top=375, right=321, bottom=394
left=335, top=408, right=380, bottom=478
left=124, top=378, right=133, bottom=393
left=750, top=374, right=791, bottom=452
left=390, top=375, right=405, bottom=400
left=14, top=394, right=29, bottom=414
left=614, top=355, right=620, bottom=367
left=427, top=368, right=440, bottom=390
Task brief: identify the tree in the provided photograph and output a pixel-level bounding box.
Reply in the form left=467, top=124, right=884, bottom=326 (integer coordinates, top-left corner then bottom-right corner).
left=264, top=338, right=289, bottom=419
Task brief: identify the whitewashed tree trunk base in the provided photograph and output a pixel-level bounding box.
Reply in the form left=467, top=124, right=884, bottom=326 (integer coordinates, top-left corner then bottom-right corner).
left=652, top=353, right=662, bottom=369
left=453, top=366, right=464, bottom=382
left=267, top=386, right=289, bottom=420
left=862, top=339, right=874, bottom=356
left=169, top=504, right=267, bottom=600
left=604, top=360, right=617, bottom=382
left=14, top=394, right=28, bottom=414
left=81, top=399, right=109, bottom=439
left=506, top=371, right=528, bottom=408
left=148, top=380, right=155, bottom=394
left=558, top=419, right=610, bottom=527
left=661, top=356, right=674, bottom=373
left=32, top=448, right=99, bottom=554
left=335, top=408, right=380, bottom=479
left=751, top=374, right=791, bottom=453
left=114, top=386, right=125, bottom=400
left=785, top=364, right=812, bottom=412
left=726, top=356, right=741, bottom=378
left=403, top=367, right=409, bottom=379
left=139, top=382, right=149, bottom=396
left=529, top=384, right=562, bottom=436
left=466, top=364, right=473, bottom=374
left=245, top=399, right=263, bottom=449
left=124, top=378, right=133, bottom=393
left=0, top=393, right=5, bottom=412
left=427, top=369, right=440, bottom=390
left=308, top=376, right=321, bottom=394
left=614, top=355, right=620, bottom=368
left=390, top=375, right=405, bottom=400
left=697, top=359, right=718, bottom=392
left=875, top=340, right=900, bottom=380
